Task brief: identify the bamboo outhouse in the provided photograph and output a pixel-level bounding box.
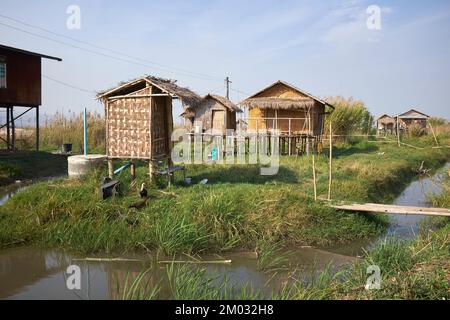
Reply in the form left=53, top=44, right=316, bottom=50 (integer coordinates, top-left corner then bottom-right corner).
left=97, top=76, right=201, bottom=176
left=182, top=94, right=242, bottom=134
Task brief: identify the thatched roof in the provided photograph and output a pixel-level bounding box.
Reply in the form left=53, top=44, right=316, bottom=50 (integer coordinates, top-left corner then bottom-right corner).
left=205, top=94, right=243, bottom=113
left=96, top=76, right=202, bottom=108
left=180, top=94, right=242, bottom=119
left=240, top=80, right=334, bottom=110
left=241, top=97, right=315, bottom=110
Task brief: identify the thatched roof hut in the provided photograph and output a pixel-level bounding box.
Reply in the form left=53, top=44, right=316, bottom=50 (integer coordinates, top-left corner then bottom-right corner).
left=240, top=80, right=333, bottom=135
left=98, top=76, right=201, bottom=162
left=97, top=76, right=202, bottom=108
left=181, top=94, right=242, bottom=133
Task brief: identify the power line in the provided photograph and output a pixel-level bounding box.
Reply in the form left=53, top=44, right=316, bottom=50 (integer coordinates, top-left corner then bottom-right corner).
left=42, top=75, right=94, bottom=94
left=0, top=21, right=222, bottom=82
left=0, top=15, right=253, bottom=99
left=0, top=14, right=224, bottom=82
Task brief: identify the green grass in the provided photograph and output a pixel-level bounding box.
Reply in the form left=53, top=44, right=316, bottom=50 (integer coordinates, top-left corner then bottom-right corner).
left=0, top=138, right=449, bottom=256
left=134, top=228, right=448, bottom=300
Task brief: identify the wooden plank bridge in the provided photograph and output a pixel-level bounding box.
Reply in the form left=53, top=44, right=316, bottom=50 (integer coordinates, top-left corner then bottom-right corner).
left=331, top=203, right=450, bottom=217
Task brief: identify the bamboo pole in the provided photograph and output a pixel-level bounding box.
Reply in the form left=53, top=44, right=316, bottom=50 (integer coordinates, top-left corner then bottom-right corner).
left=428, top=122, right=439, bottom=146
left=158, top=260, right=232, bottom=265
left=312, top=153, right=317, bottom=202
left=396, top=116, right=401, bottom=147
left=130, top=161, right=136, bottom=179
left=328, top=122, right=333, bottom=201
left=108, top=160, right=114, bottom=179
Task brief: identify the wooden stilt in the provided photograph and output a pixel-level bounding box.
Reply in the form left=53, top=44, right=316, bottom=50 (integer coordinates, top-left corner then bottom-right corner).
left=108, top=159, right=114, bottom=179
left=130, top=161, right=136, bottom=179
left=149, top=160, right=155, bottom=182
left=168, top=157, right=174, bottom=185
left=36, top=106, right=39, bottom=151
left=10, top=107, right=15, bottom=151
left=6, top=106, right=10, bottom=151
left=328, top=122, right=333, bottom=201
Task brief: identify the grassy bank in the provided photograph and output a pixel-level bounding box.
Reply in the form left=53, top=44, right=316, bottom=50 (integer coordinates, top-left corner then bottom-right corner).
left=1, top=138, right=449, bottom=255
left=124, top=227, right=449, bottom=300
left=0, top=152, right=68, bottom=187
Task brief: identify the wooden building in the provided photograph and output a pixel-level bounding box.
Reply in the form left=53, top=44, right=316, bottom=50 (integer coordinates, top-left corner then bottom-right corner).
left=397, top=109, right=429, bottom=130
left=240, top=80, right=334, bottom=154
left=0, top=44, right=62, bottom=151
left=377, top=114, right=396, bottom=134
left=97, top=76, right=201, bottom=175
left=182, top=94, right=242, bottom=134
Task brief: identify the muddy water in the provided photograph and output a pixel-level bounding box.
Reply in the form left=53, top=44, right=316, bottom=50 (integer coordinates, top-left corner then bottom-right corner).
left=0, top=164, right=448, bottom=299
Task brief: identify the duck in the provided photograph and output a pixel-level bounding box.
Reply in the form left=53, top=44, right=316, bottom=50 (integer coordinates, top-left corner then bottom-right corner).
left=139, top=183, right=148, bottom=198
left=129, top=183, right=150, bottom=209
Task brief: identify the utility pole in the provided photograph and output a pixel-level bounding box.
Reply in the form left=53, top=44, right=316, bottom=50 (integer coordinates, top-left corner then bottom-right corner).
left=225, top=77, right=232, bottom=99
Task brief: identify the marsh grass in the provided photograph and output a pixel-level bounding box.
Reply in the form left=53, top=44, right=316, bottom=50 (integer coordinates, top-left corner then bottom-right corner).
left=1, top=137, right=449, bottom=256
left=256, top=241, right=291, bottom=271
left=116, top=268, right=161, bottom=300
left=112, top=228, right=449, bottom=300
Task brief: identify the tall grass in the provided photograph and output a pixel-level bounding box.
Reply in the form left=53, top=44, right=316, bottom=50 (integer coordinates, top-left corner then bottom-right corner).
left=5, top=111, right=106, bottom=154
left=325, top=96, right=373, bottom=137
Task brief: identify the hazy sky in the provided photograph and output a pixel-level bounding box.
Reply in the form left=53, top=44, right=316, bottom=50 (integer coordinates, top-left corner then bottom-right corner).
left=1, top=0, right=450, bottom=124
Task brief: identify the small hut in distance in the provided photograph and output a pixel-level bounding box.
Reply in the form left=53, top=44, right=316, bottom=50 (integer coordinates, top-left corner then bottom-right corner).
left=397, top=109, right=429, bottom=129
left=182, top=94, right=242, bottom=134
left=97, top=76, right=202, bottom=177
left=377, top=114, right=396, bottom=134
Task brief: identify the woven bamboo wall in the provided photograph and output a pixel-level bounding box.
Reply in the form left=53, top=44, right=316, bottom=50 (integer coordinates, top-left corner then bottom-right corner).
left=106, top=88, right=151, bottom=159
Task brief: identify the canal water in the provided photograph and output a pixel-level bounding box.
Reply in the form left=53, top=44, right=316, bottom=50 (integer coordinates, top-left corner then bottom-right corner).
left=0, top=164, right=448, bottom=299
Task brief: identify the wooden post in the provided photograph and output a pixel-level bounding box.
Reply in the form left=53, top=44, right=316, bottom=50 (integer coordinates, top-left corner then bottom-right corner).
left=149, top=160, right=155, bottom=182
left=6, top=106, right=10, bottom=151
left=36, top=106, right=39, bottom=151
left=10, top=107, right=15, bottom=151
left=306, top=110, right=311, bottom=155
left=168, top=157, right=174, bottom=185
left=396, top=116, right=400, bottom=147
left=130, top=161, right=136, bottom=179
left=312, top=153, right=317, bottom=202
left=328, top=122, right=333, bottom=201
left=108, top=159, right=114, bottom=179
left=428, top=121, right=439, bottom=146
left=288, top=118, right=292, bottom=156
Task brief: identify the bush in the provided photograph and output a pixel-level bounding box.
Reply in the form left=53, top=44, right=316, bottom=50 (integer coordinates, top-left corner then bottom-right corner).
left=408, top=123, right=426, bottom=137
left=325, top=96, right=373, bottom=137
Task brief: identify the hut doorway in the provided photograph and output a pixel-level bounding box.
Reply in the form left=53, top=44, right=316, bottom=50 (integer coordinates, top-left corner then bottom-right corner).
left=212, top=110, right=225, bottom=132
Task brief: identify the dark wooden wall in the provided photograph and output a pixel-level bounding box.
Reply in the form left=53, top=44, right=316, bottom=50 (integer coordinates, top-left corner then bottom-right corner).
left=0, top=47, right=42, bottom=106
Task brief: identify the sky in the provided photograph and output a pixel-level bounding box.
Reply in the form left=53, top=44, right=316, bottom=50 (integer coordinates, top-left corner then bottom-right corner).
left=1, top=0, right=450, bottom=125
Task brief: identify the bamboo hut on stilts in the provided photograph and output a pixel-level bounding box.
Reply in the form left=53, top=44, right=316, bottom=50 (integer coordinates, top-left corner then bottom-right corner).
left=239, top=80, right=334, bottom=155
left=97, top=76, right=202, bottom=181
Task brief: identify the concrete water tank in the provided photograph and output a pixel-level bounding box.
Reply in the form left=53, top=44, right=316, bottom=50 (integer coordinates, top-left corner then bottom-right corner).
left=68, top=155, right=107, bottom=178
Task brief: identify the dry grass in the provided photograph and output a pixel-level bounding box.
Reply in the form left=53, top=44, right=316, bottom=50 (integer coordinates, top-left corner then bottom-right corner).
left=1, top=111, right=106, bottom=154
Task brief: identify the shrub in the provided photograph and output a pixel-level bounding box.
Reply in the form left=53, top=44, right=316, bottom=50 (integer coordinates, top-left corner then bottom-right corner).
left=325, top=96, right=373, bottom=137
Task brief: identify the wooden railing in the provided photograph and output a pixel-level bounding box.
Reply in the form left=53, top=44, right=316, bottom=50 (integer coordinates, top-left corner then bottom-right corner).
left=243, top=117, right=312, bottom=135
